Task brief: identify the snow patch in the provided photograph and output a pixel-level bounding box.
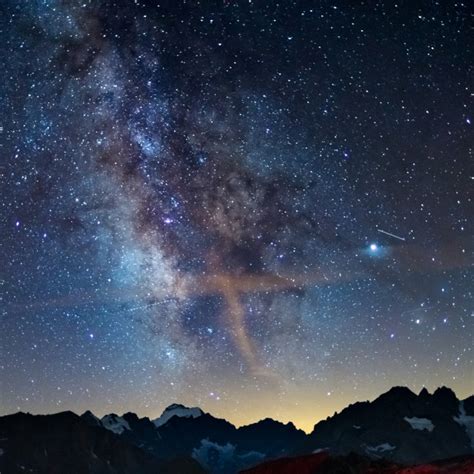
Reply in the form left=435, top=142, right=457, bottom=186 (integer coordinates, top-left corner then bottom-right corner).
left=0, top=448, right=4, bottom=456
left=101, top=414, right=130, bottom=434
left=366, top=443, right=396, bottom=455
left=192, top=439, right=265, bottom=474
left=153, top=403, right=203, bottom=427
left=454, top=401, right=474, bottom=449
left=312, top=448, right=329, bottom=454
left=353, top=425, right=361, bottom=429
left=404, top=416, right=434, bottom=432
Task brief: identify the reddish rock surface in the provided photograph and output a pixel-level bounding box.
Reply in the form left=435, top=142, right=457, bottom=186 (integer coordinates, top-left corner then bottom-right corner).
left=241, top=452, right=330, bottom=474
left=241, top=453, right=474, bottom=474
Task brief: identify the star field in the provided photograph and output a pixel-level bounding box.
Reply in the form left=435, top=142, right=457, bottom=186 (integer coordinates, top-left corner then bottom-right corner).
left=0, top=1, right=472, bottom=431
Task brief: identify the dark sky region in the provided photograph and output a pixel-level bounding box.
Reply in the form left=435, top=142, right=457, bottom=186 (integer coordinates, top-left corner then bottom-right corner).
left=0, top=1, right=472, bottom=431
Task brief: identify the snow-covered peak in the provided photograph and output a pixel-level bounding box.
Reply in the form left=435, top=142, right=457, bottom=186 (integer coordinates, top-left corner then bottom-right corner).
left=404, top=416, right=435, bottom=432
left=101, top=414, right=131, bottom=434
left=153, top=404, right=203, bottom=427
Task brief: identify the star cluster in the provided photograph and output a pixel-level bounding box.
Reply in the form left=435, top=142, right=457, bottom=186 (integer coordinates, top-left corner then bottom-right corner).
left=0, top=1, right=472, bottom=431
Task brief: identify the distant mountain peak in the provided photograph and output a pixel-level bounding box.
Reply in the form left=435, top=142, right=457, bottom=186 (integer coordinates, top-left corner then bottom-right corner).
left=101, top=413, right=131, bottom=434
left=380, top=385, right=416, bottom=398
left=240, top=417, right=302, bottom=433
left=433, top=386, right=457, bottom=398
left=164, top=403, right=195, bottom=411
left=153, top=404, right=204, bottom=427
left=419, top=387, right=430, bottom=397
left=80, top=410, right=101, bottom=426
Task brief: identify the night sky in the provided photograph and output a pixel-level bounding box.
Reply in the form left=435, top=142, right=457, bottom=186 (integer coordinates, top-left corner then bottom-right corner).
left=1, top=1, right=472, bottom=432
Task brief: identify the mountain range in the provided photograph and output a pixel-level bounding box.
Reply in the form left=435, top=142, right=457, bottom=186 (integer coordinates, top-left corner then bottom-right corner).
left=0, top=386, right=473, bottom=473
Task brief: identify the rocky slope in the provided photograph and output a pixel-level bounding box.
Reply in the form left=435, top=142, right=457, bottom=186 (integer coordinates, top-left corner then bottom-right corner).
left=300, top=386, right=474, bottom=464
left=0, top=411, right=204, bottom=474
left=241, top=452, right=474, bottom=474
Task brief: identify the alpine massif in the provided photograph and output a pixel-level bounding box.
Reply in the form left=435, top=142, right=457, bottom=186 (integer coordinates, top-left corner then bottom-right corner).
left=1, top=387, right=473, bottom=474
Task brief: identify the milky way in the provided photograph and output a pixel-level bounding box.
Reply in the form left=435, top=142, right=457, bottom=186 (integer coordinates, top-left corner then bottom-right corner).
left=1, top=1, right=472, bottom=431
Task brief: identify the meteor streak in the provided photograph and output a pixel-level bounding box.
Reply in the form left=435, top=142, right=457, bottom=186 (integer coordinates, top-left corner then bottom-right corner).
left=377, top=229, right=406, bottom=241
